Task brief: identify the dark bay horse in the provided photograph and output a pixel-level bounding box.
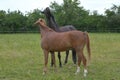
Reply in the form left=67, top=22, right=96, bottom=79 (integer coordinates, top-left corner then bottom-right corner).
left=41, top=7, right=76, bottom=67
left=34, top=18, right=91, bottom=77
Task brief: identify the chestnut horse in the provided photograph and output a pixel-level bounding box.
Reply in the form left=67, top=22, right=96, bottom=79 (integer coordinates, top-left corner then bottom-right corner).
left=35, top=18, right=91, bottom=77
left=41, top=7, right=76, bottom=67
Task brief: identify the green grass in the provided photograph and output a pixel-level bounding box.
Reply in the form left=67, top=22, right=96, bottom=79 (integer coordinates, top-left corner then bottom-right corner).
left=0, top=33, right=120, bottom=80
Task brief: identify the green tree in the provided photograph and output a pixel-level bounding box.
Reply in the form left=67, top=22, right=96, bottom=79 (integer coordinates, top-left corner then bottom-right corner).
left=0, top=10, right=6, bottom=32
left=50, top=0, right=89, bottom=30
left=5, top=10, right=27, bottom=32
left=105, top=4, right=120, bottom=32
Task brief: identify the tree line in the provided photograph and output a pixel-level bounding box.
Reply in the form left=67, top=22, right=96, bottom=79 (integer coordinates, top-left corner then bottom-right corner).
left=0, top=0, right=120, bottom=33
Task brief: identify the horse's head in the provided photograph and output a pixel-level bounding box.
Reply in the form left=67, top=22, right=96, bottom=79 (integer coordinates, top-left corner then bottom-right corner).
left=34, top=18, right=46, bottom=26
left=34, top=18, right=54, bottom=32
left=41, top=7, right=50, bottom=14
left=41, top=7, right=59, bottom=30
left=39, top=18, right=46, bottom=26
left=41, top=7, right=52, bottom=18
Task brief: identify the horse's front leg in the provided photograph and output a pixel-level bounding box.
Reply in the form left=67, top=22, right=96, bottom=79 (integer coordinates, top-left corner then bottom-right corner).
left=58, top=52, right=62, bottom=67
left=51, top=51, right=56, bottom=68
left=43, top=50, right=49, bottom=75
left=64, top=50, right=69, bottom=64
left=72, top=49, right=77, bottom=64
left=50, top=52, right=54, bottom=67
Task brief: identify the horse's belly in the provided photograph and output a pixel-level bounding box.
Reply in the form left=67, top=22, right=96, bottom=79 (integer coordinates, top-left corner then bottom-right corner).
left=48, top=41, right=72, bottom=51
left=50, top=47, right=71, bottom=51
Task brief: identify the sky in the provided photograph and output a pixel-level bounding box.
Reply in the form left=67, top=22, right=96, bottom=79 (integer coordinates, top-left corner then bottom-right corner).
left=0, top=0, right=120, bottom=14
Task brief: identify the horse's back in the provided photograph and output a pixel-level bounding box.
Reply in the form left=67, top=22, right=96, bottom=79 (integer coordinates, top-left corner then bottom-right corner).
left=59, top=25, right=76, bottom=32
left=68, top=30, right=85, bottom=37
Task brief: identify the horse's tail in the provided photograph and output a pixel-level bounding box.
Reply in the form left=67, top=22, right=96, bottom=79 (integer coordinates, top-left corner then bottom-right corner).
left=84, top=32, right=91, bottom=63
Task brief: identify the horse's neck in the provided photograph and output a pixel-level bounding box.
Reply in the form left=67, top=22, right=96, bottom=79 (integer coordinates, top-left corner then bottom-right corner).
left=47, top=16, right=60, bottom=32
left=50, top=17, right=59, bottom=31
left=39, top=23, right=54, bottom=36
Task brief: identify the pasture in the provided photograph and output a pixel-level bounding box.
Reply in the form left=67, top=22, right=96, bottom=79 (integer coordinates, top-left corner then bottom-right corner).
left=0, top=33, right=120, bottom=80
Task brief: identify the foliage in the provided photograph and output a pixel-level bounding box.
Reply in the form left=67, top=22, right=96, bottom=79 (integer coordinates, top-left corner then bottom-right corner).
left=105, top=4, right=120, bottom=32
left=0, top=0, right=120, bottom=33
left=26, top=9, right=44, bottom=31
left=50, top=0, right=89, bottom=29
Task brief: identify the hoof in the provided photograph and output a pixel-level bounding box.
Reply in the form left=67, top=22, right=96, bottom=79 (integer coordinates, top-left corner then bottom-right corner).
left=51, top=64, right=53, bottom=67
left=59, top=65, right=62, bottom=68
left=64, top=61, right=67, bottom=65
left=42, top=72, right=46, bottom=75
left=75, top=67, right=80, bottom=75
left=75, top=72, right=78, bottom=75
left=83, top=69, right=88, bottom=77
left=84, top=73, right=87, bottom=77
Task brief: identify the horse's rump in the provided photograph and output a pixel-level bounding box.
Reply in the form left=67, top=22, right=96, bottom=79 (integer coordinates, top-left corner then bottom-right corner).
left=59, top=25, right=76, bottom=32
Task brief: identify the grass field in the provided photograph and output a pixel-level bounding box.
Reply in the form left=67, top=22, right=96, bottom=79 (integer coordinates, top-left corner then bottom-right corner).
left=0, top=33, right=120, bottom=80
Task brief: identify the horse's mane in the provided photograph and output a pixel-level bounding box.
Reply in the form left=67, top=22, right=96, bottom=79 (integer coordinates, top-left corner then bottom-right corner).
left=50, top=12, right=58, bottom=27
left=44, top=7, right=59, bottom=31
left=42, top=25, right=54, bottom=32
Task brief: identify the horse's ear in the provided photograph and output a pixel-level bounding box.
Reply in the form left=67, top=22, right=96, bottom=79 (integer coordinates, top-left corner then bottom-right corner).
left=39, top=19, right=42, bottom=22
left=39, top=18, right=46, bottom=25
left=39, top=19, right=43, bottom=22
left=46, top=7, right=50, bottom=10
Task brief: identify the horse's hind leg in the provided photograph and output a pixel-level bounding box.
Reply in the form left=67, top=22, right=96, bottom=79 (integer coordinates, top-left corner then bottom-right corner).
left=82, top=53, right=88, bottom=77
left=72, top=49, right=77, bottom=64
left=51, top=52, right=56, bottom=67
left=64, top=50, right=69, bottom=64
left=77, top=50, right=88, bottom=76
left=51, top=52, right=54, bottom=67
left=75, top=50, right=82, bottom=74
left=58, top=52, right=62, bottom=67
